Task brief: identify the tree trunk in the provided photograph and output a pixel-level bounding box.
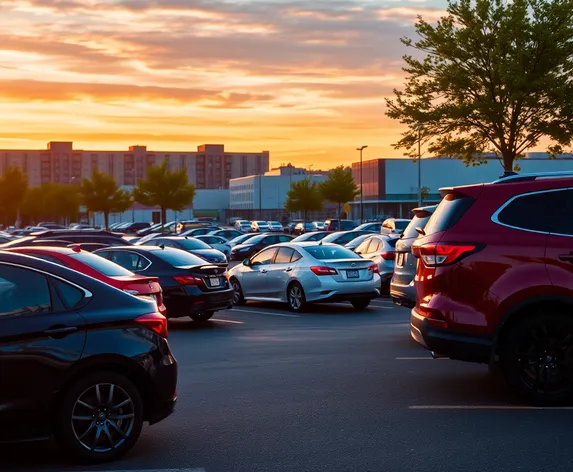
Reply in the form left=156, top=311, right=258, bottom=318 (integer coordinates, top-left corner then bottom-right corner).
left=337, top=203, right=342, bottom=218
left=502, top=152, right=515, bottom=173
left=104, top=211, right=109, bottom=230
left=161, top=207, right=167, bottom=233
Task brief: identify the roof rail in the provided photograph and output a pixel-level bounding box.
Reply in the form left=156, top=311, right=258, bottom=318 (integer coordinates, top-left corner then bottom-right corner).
left=492, top=171, right=573, bottom=184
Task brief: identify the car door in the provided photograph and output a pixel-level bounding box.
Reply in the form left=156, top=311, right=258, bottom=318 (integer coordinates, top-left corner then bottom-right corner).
left=241, top=247, right=278, bottom=298
left=266, top=247, right=296, bottom=299
left=0, top=264, right=87, bottom=441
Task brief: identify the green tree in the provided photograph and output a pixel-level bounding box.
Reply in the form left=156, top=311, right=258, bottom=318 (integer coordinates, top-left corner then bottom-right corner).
left=22, top=183, right=80, bottom=224
left=133, top=161, right=196, bottom=232
left=79, top=171, right=132, bottom=229
left=319, top=166, right=360, bottom=218
left=420, top=186, right=430, bottom=203
left=285, top=179, right=324, bottom=220
left=0, top=167, right=28, bottom=226
left=385, top=0, right=573, bottom=173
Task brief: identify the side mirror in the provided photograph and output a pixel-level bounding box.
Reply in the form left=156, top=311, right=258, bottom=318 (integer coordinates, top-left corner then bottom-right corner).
left=242, top=259, right=250, bottom=266
left=415, top=227, right=426, bottom=236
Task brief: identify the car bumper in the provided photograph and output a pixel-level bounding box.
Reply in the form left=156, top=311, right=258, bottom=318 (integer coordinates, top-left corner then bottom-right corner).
left=410, top=308, right=492, bottom=363
left=390, top=279, right=415, bottom=308
left=305, top=276, right=381, bottom=303
left=149, top=396, right=177, bottom=425
left=164, top=287, right=234, bottom=318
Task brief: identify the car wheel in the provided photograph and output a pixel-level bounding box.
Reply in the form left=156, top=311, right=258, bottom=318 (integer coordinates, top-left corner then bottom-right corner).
left=501, top=311, right=573, bottom=406
left=351, top=298, right=371, bottom=310
left=55, top=371, right=143, bottom=463
left=231, top=278, right=246, bottom=306
left=287, top=282, right=306, bottom=312
left=191, top=311, right=214, bottom=323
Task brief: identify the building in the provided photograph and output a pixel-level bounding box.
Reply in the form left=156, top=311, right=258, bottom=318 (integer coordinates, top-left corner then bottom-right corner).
left=0, top=142, right=269, bottom=189
left=350, top=153, right=573, bottom=220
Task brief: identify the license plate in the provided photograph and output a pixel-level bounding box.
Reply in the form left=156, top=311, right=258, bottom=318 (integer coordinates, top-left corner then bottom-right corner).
left=346, top=269, right=359, bottom=279
left=208, top=277, right=221, bottom=287
left=397, top=253, right=404, bottom=267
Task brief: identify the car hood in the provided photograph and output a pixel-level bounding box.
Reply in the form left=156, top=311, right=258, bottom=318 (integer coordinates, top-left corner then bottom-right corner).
left=232, top=243, right=254, bottom=251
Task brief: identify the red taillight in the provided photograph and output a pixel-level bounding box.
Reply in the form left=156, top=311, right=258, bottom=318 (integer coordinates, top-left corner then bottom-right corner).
left=381, top=251, right=395, bottom=260
left=310, top=266, right=338, bottom=276
left=368, top=264, right=379, bottom=273
left=416, top=243, right=478, bottom=267
left=135, top=312, right=168, bottom=338
left=173, top=275, right=203, bottom=285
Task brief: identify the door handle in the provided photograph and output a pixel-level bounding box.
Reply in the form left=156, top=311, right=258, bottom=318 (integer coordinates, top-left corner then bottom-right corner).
left=44, top=326, right=78, bottom=338
left=559, top=254, right=573, bottom=262
left=284, top=267, right=293, bottom=272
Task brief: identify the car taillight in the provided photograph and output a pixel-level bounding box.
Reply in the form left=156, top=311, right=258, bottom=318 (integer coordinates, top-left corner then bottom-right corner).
left=368, top=264, right=379, bottom=273
left=415, top=306, right=448, bottom=328
left=310, top=266, right=338, bottom=276
left=381, top=251, right=395, bottom=260
left=417, top=243, right=479, bottom=267
left=135, top=312, right=168, bottom=338
left=173, top=275, right=203, bottom=285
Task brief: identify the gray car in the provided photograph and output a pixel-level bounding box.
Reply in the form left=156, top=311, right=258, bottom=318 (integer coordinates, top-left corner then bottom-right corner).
left=354, top=235, right=398, bottom=296
left=228, top=242, right=381, bottom=312
left=390, top=205, right=437, bottom=307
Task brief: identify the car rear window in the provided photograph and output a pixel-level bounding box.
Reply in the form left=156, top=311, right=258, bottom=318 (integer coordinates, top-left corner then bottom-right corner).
left=423, top=193, right=474, bottom=236
left=304, top=245, right=361, bottom=260
left=153, top=248, right=207, bottom=267
left=402, top=214, right=433, bottom=239
left=394, top=220, right=410, bottom=230
left=69, top=252, right=134, bottom=276
left=386, top=238, right=398, bottom=248
left=177, top=238, right=211, bottom=250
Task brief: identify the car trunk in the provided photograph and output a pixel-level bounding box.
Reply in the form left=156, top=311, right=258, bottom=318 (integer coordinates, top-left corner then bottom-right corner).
left=112, top=275, right=163, bottom=305
left=176, top=264, right=228, bottom=291
left=322, top=259, right=374, bottom=283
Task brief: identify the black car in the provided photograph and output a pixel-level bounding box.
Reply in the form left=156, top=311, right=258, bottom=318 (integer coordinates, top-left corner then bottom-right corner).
left=120, top=222, right=151, bottom=233
left=95, top=246, right=233, bottom=322
left=230, top=233, right=294, bottom=260
left=139, top=236, right=227, bottom=263
left=0, top=230, right=129, bottom=249
left=0, top=251, right=177, bottom=462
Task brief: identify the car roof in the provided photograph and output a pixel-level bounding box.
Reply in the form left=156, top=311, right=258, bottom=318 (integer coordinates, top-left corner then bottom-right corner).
left=9, top=246, right=82, bottom=255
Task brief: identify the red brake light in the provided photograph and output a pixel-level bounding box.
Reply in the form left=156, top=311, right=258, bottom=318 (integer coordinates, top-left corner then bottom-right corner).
left=381, top=251, right=395, bottom=260
left=368, top=264, right=379, bottom=273
left=418, top=243, right=479, bottom=267
left=135, top=312, right=168, bottom=338
left=310, top=266, right=338, bottom=276
left=173, top=275, right=203, bottom=285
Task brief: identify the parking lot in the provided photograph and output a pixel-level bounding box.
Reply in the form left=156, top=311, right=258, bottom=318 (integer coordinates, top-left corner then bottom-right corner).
left=4, top=299, right=573, bottom=472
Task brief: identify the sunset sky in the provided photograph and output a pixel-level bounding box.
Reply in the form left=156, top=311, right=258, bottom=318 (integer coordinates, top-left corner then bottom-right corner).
left=0, top=0, right=450, bottom=168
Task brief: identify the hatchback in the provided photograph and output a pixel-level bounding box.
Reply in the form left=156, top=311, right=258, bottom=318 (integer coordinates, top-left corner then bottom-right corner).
left=228, top=243, right=380, bottom=311
left=0, top=251, right=176, bottom=462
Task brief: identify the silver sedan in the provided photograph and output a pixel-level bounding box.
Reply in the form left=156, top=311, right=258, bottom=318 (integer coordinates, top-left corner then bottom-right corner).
left=227, top=242, right=381, bottom=312
left=353, top=235, right=398, bottom=295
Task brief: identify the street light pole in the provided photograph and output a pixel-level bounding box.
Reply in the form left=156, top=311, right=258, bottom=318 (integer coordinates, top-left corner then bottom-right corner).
left=416, top=124, right=423, bottom=207
left=356, top=146, right=368, bottom=222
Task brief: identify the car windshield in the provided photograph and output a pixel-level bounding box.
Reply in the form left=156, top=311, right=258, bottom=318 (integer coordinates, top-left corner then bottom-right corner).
left=228, top=234, right=252, bottom=245
left=153, top=248, right=207, bottom=267
left=69, top=252, right=134, bottom=276
left=174, top=238, right=211, bottom=250
left=304, top=245, right=361, bottom=260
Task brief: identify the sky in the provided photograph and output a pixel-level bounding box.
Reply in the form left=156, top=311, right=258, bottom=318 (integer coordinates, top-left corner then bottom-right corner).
left=0, top=0, right=449, bottom=168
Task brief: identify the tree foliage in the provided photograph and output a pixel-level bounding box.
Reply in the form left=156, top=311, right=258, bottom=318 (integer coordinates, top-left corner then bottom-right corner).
left=285, top=179, right=324, bottom=220
left=320, top=166, right=359, bottom=217
left=0, top=167, right=28, bottom=225
left=21, top=183, right=80, bottom=224
left=79, top=171, right=132, bottom=229
left=385, top=0, right=573, bottom=172
left=133, top=161, right=196, bottom=231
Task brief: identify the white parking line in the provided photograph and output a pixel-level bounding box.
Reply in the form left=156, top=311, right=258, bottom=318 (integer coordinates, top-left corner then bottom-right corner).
left=212, top=319, right=244, bottom=324
left=409, top=405, right=573, bottom=410
left=231, top=308, right=301, bottom=318
left=395, top=356, right=446, bottom=360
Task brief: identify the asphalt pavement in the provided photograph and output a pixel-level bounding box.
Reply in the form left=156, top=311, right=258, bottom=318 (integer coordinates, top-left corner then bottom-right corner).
left=4, top=298, right=573, bottom=472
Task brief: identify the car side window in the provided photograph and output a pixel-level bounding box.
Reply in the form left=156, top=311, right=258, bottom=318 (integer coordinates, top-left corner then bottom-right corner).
left=96, top=250, right=112, bottom=260
left=355, top=237, right=372, bottom=254
left=251, top=248, right=278, bottom=266
left=274, top=247, right=294, bottom=264
left=31, top=254, right=69, bottom=267
left=52, top=279, right=84, bottom=309
left=110, top=251, right=146, bottom=271
left=0, top=265, right=52, bottom=316
left=290, top=250, right=302, bottom=263
left=278, top=235, right=291, bottom=242
left=496, top=190, right=565, bottom=233
left=367, top=238, right=382, bottom=254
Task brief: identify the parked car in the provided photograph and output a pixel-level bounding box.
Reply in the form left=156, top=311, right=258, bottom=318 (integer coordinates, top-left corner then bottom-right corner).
left=325, top=219, right=357, bottom=232
left=229, top=217, right=244, bottom=226
left=287, top=220, right=304, bottom=234
left=0, top=234, right=11, bottom=244
left=195, top=235, right=231, bottom=258
left=0, top=230, right=129, bottom=249
left=267, top=221, right=284, bottom=232
left=0, top=250, right=176, bottom=461
left=227, top=233, right=258, bottom=248
left=251, top=221, right=270, bottom=233
left=5, top=246, right=167, bottom=316
left=410, top=171, right=573, bottom=405
left=354, top=235, right=398, bottom=296
left=381, top=218, right=411, bottom=235
left=180, top=227, right=216, bottom=237
left=95, top=246, right=233, bottom=322
left=320, top=230, right=373, bottom=246
left=292, top=231, right=330, bottom=243
left=234, top=220, right=253, bottom=233
left=355, top=222, right=381, bottom=232
left=230, top=233, right=294, bottom=260
left=390, top=205, right=437, bottom=308
left=344, top=233, right=373, bottom=252
left=139, top=236, right=227, bottom=263
left=312, top=221, right=326, bottom=230
left=121, top=222, right=152, bottom=233
left=209, top=229, right=243, bottom=240
left=228, top=242, right=381, bottom=312
left=293, top=222, right=318, bottom=235
left=37, top=222, right=66, bottom=229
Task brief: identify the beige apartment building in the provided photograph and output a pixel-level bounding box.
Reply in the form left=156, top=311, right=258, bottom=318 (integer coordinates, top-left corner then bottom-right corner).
left=0, top=142, right=270, bottom=189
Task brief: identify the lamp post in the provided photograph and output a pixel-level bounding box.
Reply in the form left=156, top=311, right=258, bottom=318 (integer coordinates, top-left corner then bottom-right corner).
left=356, top=146, right=368, bottom=222
left=415, top=124, right=423, bottom=207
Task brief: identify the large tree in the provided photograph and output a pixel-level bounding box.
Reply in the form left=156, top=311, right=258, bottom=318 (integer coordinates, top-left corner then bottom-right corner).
left=133, top=161, right=195, bottom=232
left=0, top=167, right=28, bottom=226
left=21, top=183, right=80, bottom=225
left=79, top=171, right=132, bottom=229
left=285, top=179, right=324, bottom=221
left=386, top=0, right=573, bottom=173
left=320, top=166, right=359, bottom=218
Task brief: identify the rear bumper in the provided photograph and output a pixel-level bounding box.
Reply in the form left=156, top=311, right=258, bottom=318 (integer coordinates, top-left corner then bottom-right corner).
left=318, top=290, right=380, bottom=303
left=390, top=279, right=415, bottom=308
left=410, top=308, right=492, bottom=363
left=164, top=287, right=234, bottom=318
left=149, top=396, right=177, bottom=425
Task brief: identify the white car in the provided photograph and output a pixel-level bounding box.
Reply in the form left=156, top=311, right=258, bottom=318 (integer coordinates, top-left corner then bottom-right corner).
left=195, top=235, right=231, bottom=258
left=234, top=220, right=252, bottom=233
left=267, top=221, right=284, bottom=232
left=228, top=242, right=381, bottom=312
left=251, top=220, right=270, bottom=232
left=312, top=221, right=326, bottom=230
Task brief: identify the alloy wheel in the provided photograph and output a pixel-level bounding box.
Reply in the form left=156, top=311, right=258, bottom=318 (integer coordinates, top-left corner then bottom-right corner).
left=232, top=281, right=242, bottom=304
left=289, top=285, right=303, bottom=310
left=71, top=383, right=135, bottom=453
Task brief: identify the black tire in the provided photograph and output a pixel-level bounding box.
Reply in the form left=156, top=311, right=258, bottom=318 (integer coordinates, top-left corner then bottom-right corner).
left=500, top=311, right=573, bottom=406
left=231, top=278, right=246, bottom=306
left=287, top=282, right=306, bottom=312
left=191, top=311, right=214, bottom=323
left=351, top=298, right=371, bottom=310
left=55, top=371, right=144, bottom=463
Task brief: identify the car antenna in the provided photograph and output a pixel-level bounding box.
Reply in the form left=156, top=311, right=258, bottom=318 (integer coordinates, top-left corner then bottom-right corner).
left=159, top=244, right=165, bottom=250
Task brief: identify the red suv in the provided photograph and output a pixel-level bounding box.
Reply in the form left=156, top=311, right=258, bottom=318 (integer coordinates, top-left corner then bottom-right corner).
left=411, top=172, right=573, bottom=405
